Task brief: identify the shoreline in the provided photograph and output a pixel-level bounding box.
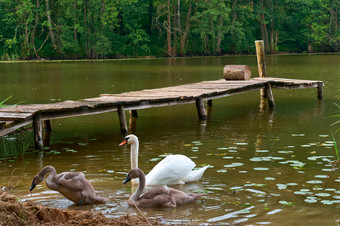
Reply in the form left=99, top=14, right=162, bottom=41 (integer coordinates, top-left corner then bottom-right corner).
left=0, top=52, right=340, bottom=64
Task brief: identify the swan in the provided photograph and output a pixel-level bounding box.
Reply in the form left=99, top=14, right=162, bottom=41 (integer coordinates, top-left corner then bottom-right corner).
left=119, top=134, right=209, bottom=185
left=29, top=165, right=107, bottom=205
left=123, top=168, right=203, bottom=208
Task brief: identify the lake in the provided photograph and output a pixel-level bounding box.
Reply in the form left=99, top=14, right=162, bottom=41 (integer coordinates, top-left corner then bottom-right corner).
left=0, top=55, right=339, bottom=224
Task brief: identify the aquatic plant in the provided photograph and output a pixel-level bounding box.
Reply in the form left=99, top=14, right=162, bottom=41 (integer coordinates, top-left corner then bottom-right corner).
left=0, top=96, right=12, bottom=107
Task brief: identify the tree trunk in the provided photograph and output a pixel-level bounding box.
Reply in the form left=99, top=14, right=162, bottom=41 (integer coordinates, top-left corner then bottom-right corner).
left=180, top=0, right=192, bottom=56
left=45, top=0, right=62, bottom=57
left=172, top=5, right=177, bottom=56
left=260, top=0, right=268, bottom=50
left=216, top=16, right=223, bottom=55
left=31, top=0, right=40, bottom=58
left=74, top=0, right=78, bottom=41
left=84, top=0, right=89, bottom=57
left=167, top=0, right=172, bottom=56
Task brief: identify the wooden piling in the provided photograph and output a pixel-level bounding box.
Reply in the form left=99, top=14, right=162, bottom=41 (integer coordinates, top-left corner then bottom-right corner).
left=195, top=98, right=207, bottom=120
left=207, top=100, right=213, bottom=106
left=33, top=113, right=43, bottom=150
left=117, top=105, right=128, bottom=135
left=255, top=40, right=267, bottom=78
left=265, top=83, right=275, bottom=108
left=256, top=40, right=275, bottom=108
left=129, top=110, right=138, bottom=117
left=43, top=120, right=52, bottom=131
left=317, top=82, right=323, bottom=99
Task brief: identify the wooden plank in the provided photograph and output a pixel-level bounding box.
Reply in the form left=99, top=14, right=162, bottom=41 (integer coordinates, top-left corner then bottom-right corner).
left=0, top=120, right=32, bottom=137
left=0, top=112, right=33, bottom=121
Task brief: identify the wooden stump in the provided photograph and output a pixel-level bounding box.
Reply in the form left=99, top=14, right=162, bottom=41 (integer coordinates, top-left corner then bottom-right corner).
left=223, top=65, right=251, bottom=80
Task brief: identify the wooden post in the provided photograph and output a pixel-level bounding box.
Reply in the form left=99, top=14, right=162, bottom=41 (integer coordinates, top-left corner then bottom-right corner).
left=207, top=100, right=213, bottom=106
left=43, top=120, right=52, bottom=131
left=317, top=82, right=323, bottom=99
left=265, top=83, right=275, bottom=108
left=255, top=40, right=267, bottom=99
left=256, top=40, right=275, bottom=109
left=33, top=113, right=43, bottom=150
left=195, top=98, right=207, bottom=120
left=128, top=116, right=137, bottom=134
left=255, top=40, right=267, bottom=78
left=117, top=105, right=128, bottom=135
left=129, top=110, right=138, bottom=117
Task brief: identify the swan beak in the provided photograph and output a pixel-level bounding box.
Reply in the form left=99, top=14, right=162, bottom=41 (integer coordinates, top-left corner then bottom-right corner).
left=119, top=139, right=127, bottom=146
left=123, top=174, right=131, bottom=184
left=29, top=182, right=36, bottom=191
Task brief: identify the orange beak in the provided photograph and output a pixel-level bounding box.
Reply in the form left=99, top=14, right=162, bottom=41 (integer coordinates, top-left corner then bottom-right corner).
left=119, top=139, right=127, bottom=146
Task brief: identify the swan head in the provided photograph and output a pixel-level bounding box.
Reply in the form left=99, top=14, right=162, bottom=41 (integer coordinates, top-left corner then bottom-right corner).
left=119, top=134, right=139, bottom=146
left=123, top=168, right=144, bottom=184
left=29, top=174, right=44, bottom=191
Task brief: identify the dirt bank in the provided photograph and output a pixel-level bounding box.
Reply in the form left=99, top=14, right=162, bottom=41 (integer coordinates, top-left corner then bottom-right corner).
left=0, top=190, right=162, bottom=225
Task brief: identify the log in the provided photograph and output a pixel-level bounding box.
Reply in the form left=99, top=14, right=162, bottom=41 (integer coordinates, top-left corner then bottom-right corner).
left=223, top=65, right=251, bottom=80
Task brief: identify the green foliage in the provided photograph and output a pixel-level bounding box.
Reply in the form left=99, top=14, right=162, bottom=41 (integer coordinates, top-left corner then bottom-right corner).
left=0, top=0, right=339, bottom=59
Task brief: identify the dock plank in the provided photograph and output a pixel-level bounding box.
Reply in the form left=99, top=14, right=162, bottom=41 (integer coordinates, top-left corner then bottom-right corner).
left=0, top=112, right=33, bottom=121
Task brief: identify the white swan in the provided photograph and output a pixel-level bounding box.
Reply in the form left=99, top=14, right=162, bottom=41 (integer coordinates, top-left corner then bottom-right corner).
left=119, top=134, right=209, bottom=186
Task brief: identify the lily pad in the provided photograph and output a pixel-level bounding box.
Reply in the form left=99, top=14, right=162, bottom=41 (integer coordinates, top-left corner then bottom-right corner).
left=224, top=163, right=244, bottom=168
left=279, top=201, right=295, bottom=205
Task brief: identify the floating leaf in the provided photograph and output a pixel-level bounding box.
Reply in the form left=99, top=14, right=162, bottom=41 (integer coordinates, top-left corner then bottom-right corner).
left=254, top=167, right=269, bottom=171
left=149, top=158, right=161, bottom=162
left=265, top=177, right=275, bottom=181
left=292, top=134, right=305, bottom=137
left=217, top=169, right=227, bottom=173
left=315, top=193, right=331, bottom=197
left=279, top=201, right=295, bottom=205
left=224, top=163, right=244, bottom=168
left=321, top=200, right=333, bottom=205
left=306, top=180, right=323, bottom=184
left=256, top=150, right=269, bottom=153
left=304, top=198, right=317, bottom=203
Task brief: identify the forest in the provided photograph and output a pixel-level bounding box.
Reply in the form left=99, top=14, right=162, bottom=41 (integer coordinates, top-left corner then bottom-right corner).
left=0, top=0, right=339, bottom=60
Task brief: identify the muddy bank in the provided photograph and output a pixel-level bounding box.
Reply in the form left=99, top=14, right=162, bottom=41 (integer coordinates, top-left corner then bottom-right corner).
left=0, top=191, right=162, bottom=225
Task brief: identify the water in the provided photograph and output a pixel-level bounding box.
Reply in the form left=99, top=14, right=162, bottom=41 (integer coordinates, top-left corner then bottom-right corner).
left=0, top=55, right=339, bottom=224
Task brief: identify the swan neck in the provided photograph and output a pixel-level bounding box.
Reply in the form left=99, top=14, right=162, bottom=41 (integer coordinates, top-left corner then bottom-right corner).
left=130, top=140, right=139, bottom=169
left=131, top=171, right=145, bottom=202
left=41, top=166, right=57, bottom=183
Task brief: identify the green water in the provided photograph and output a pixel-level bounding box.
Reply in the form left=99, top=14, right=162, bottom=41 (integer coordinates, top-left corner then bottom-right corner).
left=0, top=55, right=339, bottom=224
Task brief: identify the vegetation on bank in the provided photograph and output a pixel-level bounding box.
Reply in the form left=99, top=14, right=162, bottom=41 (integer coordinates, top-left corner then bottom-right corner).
left=0, top=0, right=339, bottom=60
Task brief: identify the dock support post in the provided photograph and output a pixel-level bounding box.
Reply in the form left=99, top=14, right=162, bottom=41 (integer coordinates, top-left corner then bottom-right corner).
left=196, top=98, right=207, bottom=120
left=317, top=82, right=323, bottom=99
left=255, top=40, right=267, bottom=99
left=207, top=100, right=213, bottom=106
left=43, top=120, right=52, bottom=131
left=129, top=110, right=138, bottom=117
left=118, top=105, right=128, bottom=135
left=33, top=113, right=43, bottom=150
left=265, top=83, right=275, bottom=108
left=256, top=40, right=275, bottom=109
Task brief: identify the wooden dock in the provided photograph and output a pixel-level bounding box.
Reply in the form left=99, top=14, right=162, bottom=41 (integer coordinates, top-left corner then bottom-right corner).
left=0, top=76, right=323, bottom=149
left=0, top=41, right=324, bottom=150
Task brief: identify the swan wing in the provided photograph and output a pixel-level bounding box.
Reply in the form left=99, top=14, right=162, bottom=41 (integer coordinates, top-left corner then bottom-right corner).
left=55, top=172, right=87, bottom=191
left=183, top=165, right=209, bottom=182
left=146, top=154, right=195, bottom=185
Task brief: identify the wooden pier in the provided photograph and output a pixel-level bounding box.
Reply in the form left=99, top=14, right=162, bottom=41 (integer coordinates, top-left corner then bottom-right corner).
left=0, top=41, right=324, bottom=150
